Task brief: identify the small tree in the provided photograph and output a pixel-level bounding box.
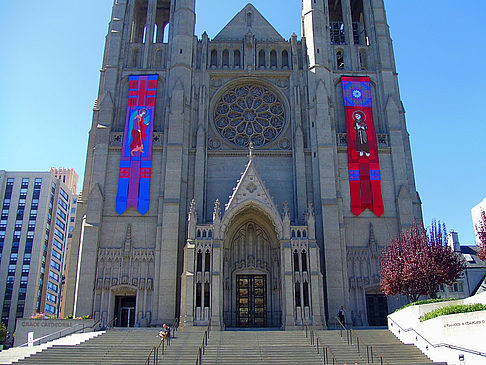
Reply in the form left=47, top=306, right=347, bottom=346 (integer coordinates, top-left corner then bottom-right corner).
left=380, top=221, right=466, bottom=302
left=475, top=210, right=486, bottom=261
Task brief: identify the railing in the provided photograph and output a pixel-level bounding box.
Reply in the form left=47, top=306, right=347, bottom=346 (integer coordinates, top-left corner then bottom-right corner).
left=303, top=322, right=338, bottom=365
left=18, top=319, right=102, bottom=347
left=144, top=317, right=180, bottom=365
left=195, top=317, right=212, bottom=365
left=335, top=317, right=389, bottom=365
left=388, top=316, right=486, bottom=359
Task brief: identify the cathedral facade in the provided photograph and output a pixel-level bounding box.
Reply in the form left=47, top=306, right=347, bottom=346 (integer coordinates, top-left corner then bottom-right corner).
left=64, top=0, right=421, bottom=329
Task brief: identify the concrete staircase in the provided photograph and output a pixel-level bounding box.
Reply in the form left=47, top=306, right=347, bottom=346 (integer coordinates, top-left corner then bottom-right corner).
left=350, top=329, right=446, bottom=365
left=202, top=330, right=323, bottom=364
left=1, top=327, right=449, bottom=365
left=8, top=327, right=204, bottom=365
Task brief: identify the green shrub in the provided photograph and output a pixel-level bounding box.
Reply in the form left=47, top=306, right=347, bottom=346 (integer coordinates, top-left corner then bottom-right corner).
left=82, top=315, right=91, bottom=319
left=65, top=314, right=73, bottom=319
left=419, top=304, right=486, bottom=322
left=395, top=298, right=458, bottom=312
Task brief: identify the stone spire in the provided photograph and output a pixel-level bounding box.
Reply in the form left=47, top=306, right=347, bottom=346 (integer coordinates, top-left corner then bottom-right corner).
left=188, top=199, right=198, bottom=240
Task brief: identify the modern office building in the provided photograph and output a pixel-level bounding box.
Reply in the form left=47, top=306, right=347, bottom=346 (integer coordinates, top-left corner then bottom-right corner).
left=0, top=170, right=78, bottom=332
left=64, top=0, right=422, bottom=329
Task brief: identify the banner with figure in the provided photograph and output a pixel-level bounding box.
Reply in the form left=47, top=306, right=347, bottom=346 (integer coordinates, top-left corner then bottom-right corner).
left=116, top=75, right=158, bottom=215
left=341, top=76, right=384, bottom=217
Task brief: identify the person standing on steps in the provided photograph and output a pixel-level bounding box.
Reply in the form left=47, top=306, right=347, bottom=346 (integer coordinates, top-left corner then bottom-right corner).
left=338, top=305, right=345, bottom=327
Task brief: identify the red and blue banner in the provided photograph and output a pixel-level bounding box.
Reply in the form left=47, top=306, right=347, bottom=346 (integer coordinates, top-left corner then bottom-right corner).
left=342, top=76, right=384, bottom=217
left=116, top=75, right=158, bottom=215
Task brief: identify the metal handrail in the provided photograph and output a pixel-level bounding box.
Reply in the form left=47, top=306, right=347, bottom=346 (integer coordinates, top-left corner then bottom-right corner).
left=106, top=316, right=117, bottom=329
left=195, top=318, right=212, bottom=365
left=388, top=316, right=486, bottom=358
left=144, top=317, right=179, bottom=365
left=349, top=328, right=389, bottom=365
left=18, top=319, right=102, bottom=347
left=334, top=316, right=389, bottom=365
left=304, top=322, right=338, bottom=365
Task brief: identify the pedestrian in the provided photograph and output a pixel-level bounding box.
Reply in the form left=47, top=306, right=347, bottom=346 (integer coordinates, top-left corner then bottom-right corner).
left=158, top=324, right=168, bottom=341
left=338, top=305, right=345, bottom=326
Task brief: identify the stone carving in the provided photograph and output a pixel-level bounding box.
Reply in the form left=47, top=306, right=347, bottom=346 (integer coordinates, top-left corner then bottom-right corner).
left=214, top=85, right=287, bottom=147
left=208, top=138, right=222, bottom=150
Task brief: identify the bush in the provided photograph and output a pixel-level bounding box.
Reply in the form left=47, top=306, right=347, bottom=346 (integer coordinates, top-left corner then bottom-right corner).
left=82, top=315, right=91, bottom=319
left=65, top=314, right=73, bottom=319
left=419, top=304, right=486, bottom=322
left=395, top=298, right=458, bottom=312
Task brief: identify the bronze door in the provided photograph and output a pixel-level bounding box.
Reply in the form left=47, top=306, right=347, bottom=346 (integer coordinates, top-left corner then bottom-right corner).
left=237, top=275, right=266, bottom=327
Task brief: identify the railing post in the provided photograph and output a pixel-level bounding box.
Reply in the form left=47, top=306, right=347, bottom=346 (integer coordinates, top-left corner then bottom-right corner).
left=357, top=337, right=360, bottom=353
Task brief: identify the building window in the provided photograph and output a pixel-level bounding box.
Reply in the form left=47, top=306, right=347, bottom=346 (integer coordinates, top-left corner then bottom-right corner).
left=49, top=271, right=59, bottom=281
left=53, top=240, right=63, bottom=251
left=50, top=260, right=61, bottom=271
left=210, top=49, right=217, bottom=67
left=54, top=228, right=64, bottom=241
left=282, top=50, right=289, bottom=68
left=48, top=282, right=58, bottom=293
left=46, top=293, right=57, bottom=304
left=59, top=188, right=69, bottom=201
left=58, top=199, right=68, bottom=211
left=270, top=50, right=277, bottom=68
left=222, top=49, right=229, bottom=67
left=234, top=49, right=241, bottom=68
left=51, top=250, right=62, bottom=261
left=45, top=304, right=56, bottom=314
left=258, top=49, right=266, bottom=68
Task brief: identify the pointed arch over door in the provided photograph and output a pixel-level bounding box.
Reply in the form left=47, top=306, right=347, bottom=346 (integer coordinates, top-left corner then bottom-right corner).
left=223, top=215, right=282, bottom=328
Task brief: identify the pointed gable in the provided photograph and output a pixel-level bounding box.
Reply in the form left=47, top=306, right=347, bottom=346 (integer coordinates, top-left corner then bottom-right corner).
left=222, top=158, right=283, bottom=238
left=213, top=4, right=284, bottom=42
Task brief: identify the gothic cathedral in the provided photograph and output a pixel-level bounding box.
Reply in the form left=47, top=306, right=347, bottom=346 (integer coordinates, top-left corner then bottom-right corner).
left=64, top=0, right=421, bottom=329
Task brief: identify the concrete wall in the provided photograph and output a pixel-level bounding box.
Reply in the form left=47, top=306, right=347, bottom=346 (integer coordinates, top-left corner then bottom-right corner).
left=388, top=292, right=486, bottom=365
left=14, top=319, right=97, bottom=347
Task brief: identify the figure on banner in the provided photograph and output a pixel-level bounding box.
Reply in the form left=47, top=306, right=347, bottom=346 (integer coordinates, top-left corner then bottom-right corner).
left=353, top=110, right=370, bottom=157
left=130, top=109, right=148, bottom=156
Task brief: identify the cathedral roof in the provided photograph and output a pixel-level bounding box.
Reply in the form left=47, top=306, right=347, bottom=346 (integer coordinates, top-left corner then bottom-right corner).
left=213, top=3, right=285, bottom=42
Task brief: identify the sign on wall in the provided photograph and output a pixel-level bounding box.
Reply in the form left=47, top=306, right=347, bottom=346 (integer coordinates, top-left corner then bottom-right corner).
left=116, top=75, right=158, bottom=215
left=341, top=76, right=384, bottom=217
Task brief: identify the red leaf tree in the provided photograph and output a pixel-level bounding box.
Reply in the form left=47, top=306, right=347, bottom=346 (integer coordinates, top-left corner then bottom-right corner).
left=380, top=221, right=466, bottom=302
left=475, top=210, right=486, bottom=261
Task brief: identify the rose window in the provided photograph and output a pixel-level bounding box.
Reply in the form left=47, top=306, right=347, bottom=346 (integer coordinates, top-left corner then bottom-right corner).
left=214, top=85, right=286, bottom=147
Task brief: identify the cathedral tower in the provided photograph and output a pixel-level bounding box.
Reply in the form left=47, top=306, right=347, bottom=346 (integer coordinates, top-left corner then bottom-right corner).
left=65, top=0, right=421, bottom=328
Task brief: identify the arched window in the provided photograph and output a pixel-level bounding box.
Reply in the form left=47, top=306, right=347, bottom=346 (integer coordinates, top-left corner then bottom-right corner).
left=247, top=12, right=252, bottom=27
left=204, top=250, right=211, bottom=272
left=293, top=250, right=300, bottom=272
left=222, top=49, right=229, bottom=67
left=234, top=49, right=241, bottom=68
left=153, top=24, right=158, bottom=44
left=270, top=50, right=277, bottom=68
left=196, top=250, right=202, bottom=272
left=282, top=50, right=289, bottom=68
left=258, top=50, right=266, bottom=68
left=210, top=49, right=217, bottom=68
left=301, top=250, right=308, bottom=272
left=162, top=23, right=170, bottom=43
left=336, top=50, right=344, bottom=69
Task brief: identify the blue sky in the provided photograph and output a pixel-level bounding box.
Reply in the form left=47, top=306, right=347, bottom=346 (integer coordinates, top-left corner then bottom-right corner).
left=0, top=1, right=484, bottom=244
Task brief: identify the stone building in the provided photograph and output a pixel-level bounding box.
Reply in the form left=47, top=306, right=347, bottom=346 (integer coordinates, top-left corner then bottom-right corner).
left=64, top=0, right=421, bottom=329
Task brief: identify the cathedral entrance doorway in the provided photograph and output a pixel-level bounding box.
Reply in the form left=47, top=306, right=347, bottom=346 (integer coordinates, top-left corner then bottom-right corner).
left=223, top=216, right=282, bottom=328
left=366, top=294, right=387, bottom=326
left=115, top=296, right=136, bottom=327
left=236, top=274, right=266, bottom=327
